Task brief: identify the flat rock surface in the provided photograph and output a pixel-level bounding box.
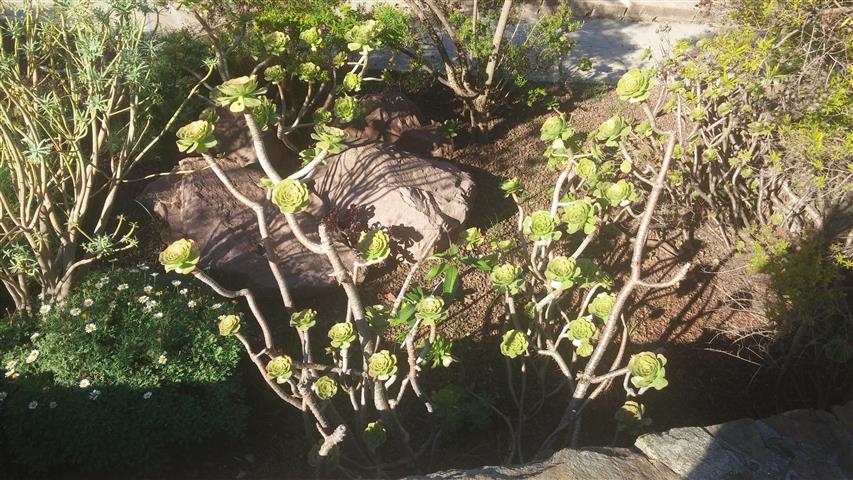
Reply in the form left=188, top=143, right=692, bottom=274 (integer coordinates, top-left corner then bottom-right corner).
left=411, top=406, right=853, bottom=479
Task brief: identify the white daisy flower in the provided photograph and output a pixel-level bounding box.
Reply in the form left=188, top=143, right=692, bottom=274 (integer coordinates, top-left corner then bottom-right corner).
left=89, top=389, right=101, bottom=400
left=150, top=272, right=159, bottom=278
left=171, top=280, right=182, bottom=287
left=143, top=391, right=152, bottom=399
left=39, top=304, right=52, bottom=315
left=211, top=303, right=223, bottom=309
left=100, top=276, right=109, bottom=282
left=5, top=360, right=17, bottom=371
left=30, top=332, right=40, bottom=342
left=137, top=295, right=149, bottom=304
left=49, top=401, right=57, bottom=408
left=85, top=323, right=97, bottom=333
left=83, top=298, right=94, bottom=307
left=79, top=379, right=91, bottom=388
left=69, top=308, right=81, bottom=316
left=4, top=370, right=15, bottom=378
left=179, top=288, right=188, bottom=295
left=0, top=391, right=7, bottom=401
left=117, top=283, right=129, bottom=291
left=144, top=285, right=153, bottom=294
left=25, top=349, right=39, bottom=364
left=153, top=312, right=164, bottom=319
left=28, top=400, right=38, bottom=410
left=157, top=354, right=168, bottom=365
left=187, top=300, right=197, bottom=308
left=145, top=300, right=158, bottom=309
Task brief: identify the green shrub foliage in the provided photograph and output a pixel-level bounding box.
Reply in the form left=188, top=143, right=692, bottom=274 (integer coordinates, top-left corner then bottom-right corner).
left=0, top=266, right=245, bottom=473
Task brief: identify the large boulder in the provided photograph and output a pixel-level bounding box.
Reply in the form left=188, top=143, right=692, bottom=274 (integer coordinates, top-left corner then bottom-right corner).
left=139, top=142, right=473, bottom=292
left=346, top=92, right=453, bottom=159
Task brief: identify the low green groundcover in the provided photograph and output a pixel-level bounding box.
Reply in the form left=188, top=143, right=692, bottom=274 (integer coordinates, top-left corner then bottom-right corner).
left=0, top=265, right=247, bottom=473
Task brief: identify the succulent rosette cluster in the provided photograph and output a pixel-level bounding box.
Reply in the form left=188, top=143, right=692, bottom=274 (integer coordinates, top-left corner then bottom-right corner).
left=616, top=69, right=652, bottom=103
left=334, top=95, right=360, bottom=123
left=213, top=76, right=267, bottom=113
left=263, top=31, right=289, bottom=55
left=342, top=72, right=362, bottom=92
left=159, top=239, right=200, bottom=274
left=345, top=20, right=382, bottom=53
left=501, top=177, right=525, bottom=198
left=415, top=296, right=447, bottom=326
left=299, top=27, right=322, bottom=51
left=539, top=115, right=573, bottom=142
left=297, top=62, right=325, bottom=83
left=311, top=125, right=347, bottom=153
left=266, top=355, right=294, bottom=383
left=328, top=322, right=357, bottom=349
left=218, top=314, right=241, bottom=336
left=252, top=97, right=278, bottom=131
left=614, top=401, right=651, bottom=432
left=500, top=329, right=529, bottom=358
left=176, top=120, right=217, bottom=154
left=313, top=375, right=338, bottom=400
left=545, top=256, right=582, bottom=290
left=588, top=292, right=616, bottom=321
left=567, top=317, right=597, bottom=357
left=368, top=350, right=397, bottom=380
left=628, top=352, right=669, bottom=390
left=459, top=227, right=484, bottom=250
left=561, top=199, right=597, bottom=235
left=364, top=304, right=389, bottom=332
left=264, top=65, right=286, bottom=84
left=523, top=211, right=562, bottom=246
left=604, top=179, right=639, bottom=207
left=595, top=115, right=630, bottom=147
left=491, top=263, right=524, bottom=294
left=357, top=230, right=391, bottom=265
left=289, top=309, right=317, bottom=332
left=271, top=179, right=309, bottom=213
left=362, top=421, right=387, bottom=451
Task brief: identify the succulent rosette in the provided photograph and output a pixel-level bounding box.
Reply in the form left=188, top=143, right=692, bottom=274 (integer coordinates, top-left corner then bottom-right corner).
left=522, top=211, right=562, bottom=246
left=628, top=352, right=668, bottom=390
left=264, top=65, right=286, bottom=84
left=289, top=309, right=317, bottom=332
left=491, top=263, right=524, bottom=294
left=312, top=107, right=332, bottom=125
left=575, top=342, right=594, bottom=357
left=311, top=125, right=347, bottom=153
left=561, top=199, right=597, bottom=235
left=616, top=69, right=652, bottom=103
left=362, top=421, right=387, bottom=451
left=540, top=115, right=572, bottom=142
left=501, top=177, right=525, bottom=198
left=595, top=115, right=630, bottom=147
left=614, top=401, right=651, bottom=431
left=415, top=296, right=447, bottom=326
left=213, top=76, right=267, bottom=113
left=271, top=179, right=309, bottom=213
left=342, top=72, right=362, bottom=92
left=328, top=322, right=357, bottom=349
left=576, top=158, right=599, bottom=183
left=345, top=20, right=382, bottom=53
left=365, top=304, right=390, bottom=332
left=299, top=27, right=322, bottom=51
left=263, top=31, right=289, bottom=54
left=500, top=329, right=529, bottom=359
left=159, top=239, right=200, bottom=274
left=176, top=120, right=217, bottom=154
left=297, top=62, right=326, bottom=83
left=567, top=317, right=597, bottom=344
left=313, top=375, right=338, bottom=400
left=218, top=314, right=241, bottom=336
left=199, top=107, right=219, bottom=124
left=367, top=350, right=398, bottom=380
left=635, top=120, right=653, bottom=137
left=605, top=179, right=639, bottom=207
left=334, top=95, right=360, bottom=123
left=459, top=227, right=485, bottom=250
left=545, top=256, right=582, bottom=290
left=266, top=355, right=294, bottom=383
left=588, top=292, right=616, bottom=321
left=252, top=97, right=278, bottom=132
left=358, top=229, right=391, bottom=264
